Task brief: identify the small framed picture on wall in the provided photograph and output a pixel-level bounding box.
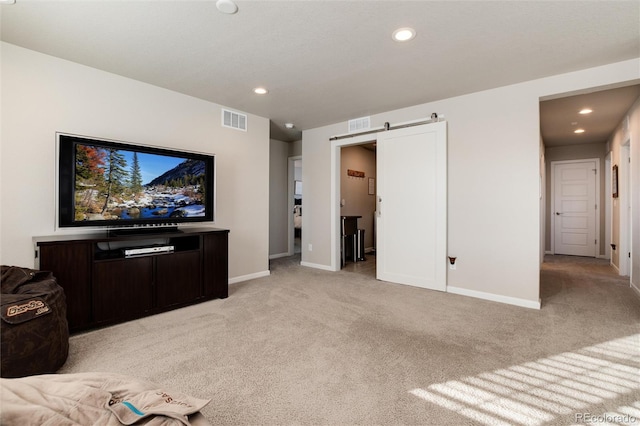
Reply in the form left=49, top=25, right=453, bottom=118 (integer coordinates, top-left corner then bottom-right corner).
left=612, top=165, right=618, bottom=198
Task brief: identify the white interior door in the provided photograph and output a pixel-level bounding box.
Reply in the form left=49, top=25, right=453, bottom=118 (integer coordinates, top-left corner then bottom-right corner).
left=376, top=122, right=447, bottom=290
left=552, top=160, right=597, bottom=257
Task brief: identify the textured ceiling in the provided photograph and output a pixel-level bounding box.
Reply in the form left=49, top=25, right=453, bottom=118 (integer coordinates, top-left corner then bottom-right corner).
left=2, top=0, right=639, bottom=142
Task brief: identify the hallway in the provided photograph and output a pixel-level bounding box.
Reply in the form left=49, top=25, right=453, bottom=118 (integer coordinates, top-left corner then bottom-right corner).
left=540, top=254, right=635, bottom=310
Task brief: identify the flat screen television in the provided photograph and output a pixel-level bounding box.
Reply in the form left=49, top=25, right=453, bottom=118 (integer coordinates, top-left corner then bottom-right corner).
left=57, top=133, right=215, bottom=233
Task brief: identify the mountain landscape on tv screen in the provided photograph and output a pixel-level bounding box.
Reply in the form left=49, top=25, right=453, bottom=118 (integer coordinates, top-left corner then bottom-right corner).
left=74, top=145, right=206, bottom=222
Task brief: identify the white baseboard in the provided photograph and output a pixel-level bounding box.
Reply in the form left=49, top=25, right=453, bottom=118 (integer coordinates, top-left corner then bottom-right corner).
left=546, top=250, right=611, bottom=261
left=269, top=252, right=290, bottom=260
left=611, top=262, right=620, bottom=274
left=631, top=281, right=640, bottom=299
left=229, top=270, right=270, bottom=285
left=300, top=261, right=335, bottom=271
left=447, top=286, right=541, bottom=310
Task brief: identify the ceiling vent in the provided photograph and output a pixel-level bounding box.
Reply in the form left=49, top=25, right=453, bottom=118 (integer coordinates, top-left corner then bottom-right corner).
left=222, top=109, right=247, bottom=131
left=348, top=116, right=371, bottom=133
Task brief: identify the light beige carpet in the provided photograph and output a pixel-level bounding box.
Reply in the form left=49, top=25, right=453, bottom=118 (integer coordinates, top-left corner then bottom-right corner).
left=59, top=255, right=640, bottom=425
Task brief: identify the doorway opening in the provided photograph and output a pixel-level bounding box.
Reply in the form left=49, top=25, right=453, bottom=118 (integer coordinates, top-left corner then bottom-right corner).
left=330, top=134, right=377, bottom=271
left=539, top=83, right=639, bottom=295
left=339, top=143, right=377, bottom=278
left=288, top=156, right=302, bottom=257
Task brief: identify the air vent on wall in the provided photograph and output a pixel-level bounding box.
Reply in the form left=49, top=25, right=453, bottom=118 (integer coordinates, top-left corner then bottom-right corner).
left=222, top=109, right=247, bottom=131
left=348, top=116, right=371, bottom=133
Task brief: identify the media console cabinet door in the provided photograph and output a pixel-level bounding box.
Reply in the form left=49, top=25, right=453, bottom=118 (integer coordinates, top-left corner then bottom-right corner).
left=203, top=232, right=229, bottom=298
left=93, top=257, right=154, bottom=324
left=156, top=251, right=201, bottom=308
left=38, top=242, right=92, bottom=330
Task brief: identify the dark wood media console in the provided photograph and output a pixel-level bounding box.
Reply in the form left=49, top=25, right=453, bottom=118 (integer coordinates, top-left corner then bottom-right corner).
left=34, top=227, right=229, bottom=333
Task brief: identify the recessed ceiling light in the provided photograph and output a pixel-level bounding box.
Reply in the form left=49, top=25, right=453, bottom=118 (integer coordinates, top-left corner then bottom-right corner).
left=284, top=123, right=295, bottom=129
left=574, top=129, right=585, bottom=134
left=392, top=27, right=416, bottom=42
left=216, top=0, right=238, bottom=14
left=579, top=108, right=593, bottom=114
left=253, top=87, right=268, bottom=95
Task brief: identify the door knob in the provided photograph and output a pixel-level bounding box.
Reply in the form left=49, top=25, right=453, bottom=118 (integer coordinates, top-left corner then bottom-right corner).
left=555, top=212, right=562, bottom=215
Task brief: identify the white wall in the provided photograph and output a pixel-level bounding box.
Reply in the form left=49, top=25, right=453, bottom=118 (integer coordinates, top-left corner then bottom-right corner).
left=289, top=139, right=302, bottom=157
left=302, top=59, right=640, bottom=307
left=630, top=98, right=640, bottom=290
left=608, top=95, right=640, bottom=287
left=0, top=43, right=271, bottom=281
left=539, top=138, right=546, bottom=265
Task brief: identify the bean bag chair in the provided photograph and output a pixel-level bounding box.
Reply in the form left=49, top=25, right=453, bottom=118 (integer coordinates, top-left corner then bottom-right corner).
left=1, top=266, right=69, bottom=378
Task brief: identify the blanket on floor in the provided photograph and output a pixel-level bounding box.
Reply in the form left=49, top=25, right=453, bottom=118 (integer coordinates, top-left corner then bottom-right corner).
left=0, top=372, right=211, bottom=425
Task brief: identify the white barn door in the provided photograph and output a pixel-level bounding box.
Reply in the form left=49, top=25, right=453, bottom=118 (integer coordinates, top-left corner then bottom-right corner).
left=376, top=122, right=447, bottom=291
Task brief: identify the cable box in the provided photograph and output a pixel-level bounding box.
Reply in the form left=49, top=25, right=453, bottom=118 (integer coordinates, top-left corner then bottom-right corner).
left=124, top=245, right=174, bottom=257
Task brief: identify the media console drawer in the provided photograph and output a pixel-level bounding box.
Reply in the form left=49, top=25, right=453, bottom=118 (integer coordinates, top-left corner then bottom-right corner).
left=35, top=228, right=229, bottom=332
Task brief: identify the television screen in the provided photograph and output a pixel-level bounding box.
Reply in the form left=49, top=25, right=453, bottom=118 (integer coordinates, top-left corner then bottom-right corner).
left=57, top=134, right=215, bottom=229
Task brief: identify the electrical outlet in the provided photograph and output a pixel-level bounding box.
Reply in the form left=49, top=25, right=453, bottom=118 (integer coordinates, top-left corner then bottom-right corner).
left=308, top=244, right=313, bottom=251
left=448, top=256, right=457, bottom=270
